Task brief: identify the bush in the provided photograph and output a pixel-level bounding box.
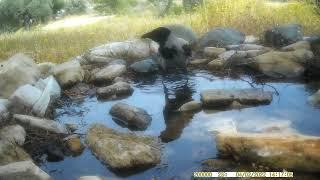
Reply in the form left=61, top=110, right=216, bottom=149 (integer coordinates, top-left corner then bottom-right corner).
left=93, top=0, right=138, bottom=14
left=64, top=0, right=88, bottom=14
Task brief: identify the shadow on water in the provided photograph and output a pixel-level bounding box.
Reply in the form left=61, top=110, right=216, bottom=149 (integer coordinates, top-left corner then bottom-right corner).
left=38, top=69, right=320, bottom=179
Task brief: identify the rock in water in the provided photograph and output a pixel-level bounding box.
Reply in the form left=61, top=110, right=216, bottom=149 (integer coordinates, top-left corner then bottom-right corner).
left=86, top=124, right=161, bottom=170
left=178, top=101, right=202, bottom=112
left=97, top=82, right=133, bottom=99
left=130, top=59, right=159, bottom=73
left=13, top=114, right=69, bottom=134
left=0, top=53, right=41, bottom=98
left=264, top=24, right=303, bottom=47
left=63, top=134, right=84, bottom=155
left=53, top=60, right=84, bottom=87
left=0, top=160, right=51, bottom=180
left=109, top=103, right=151, bottom=130
left=92, top=64, right=126, bottom=83
left=201, top=88, right=273, bottom=108
left=199, top=28, right=245, bottom=48
left=213, top=131, right=320, bottom=172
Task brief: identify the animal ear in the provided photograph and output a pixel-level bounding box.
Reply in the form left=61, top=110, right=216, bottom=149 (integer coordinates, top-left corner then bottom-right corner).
left=141, top=27, right=171, bottom=46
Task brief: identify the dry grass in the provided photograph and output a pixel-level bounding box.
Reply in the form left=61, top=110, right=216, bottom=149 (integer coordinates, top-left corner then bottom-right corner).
left=0, top=0, right=319, bottom=63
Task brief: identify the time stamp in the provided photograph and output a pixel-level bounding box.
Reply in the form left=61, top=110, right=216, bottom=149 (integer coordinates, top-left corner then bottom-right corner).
left=193, top=172, right=294, bottom=178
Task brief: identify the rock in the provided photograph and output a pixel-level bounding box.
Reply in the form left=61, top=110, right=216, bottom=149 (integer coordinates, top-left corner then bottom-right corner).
left=189, top=59, right=209, bottom=66
left=281, top=41, right=311, bottom=51
left=213, top=131, right=320, bottom=172
left=86, top=124, right=161, bottom=170
left=35, top=76, right=61, bottom=101
left=86, top=39, right=159, bottom=63
left=38, top=62, right=56, bottom=77
left=92, top=64, right=126, bottom=83
left=0, top=140, right=30, bottom=166
left=0, top=53, right=41, bottom=98
left=0, top=125, right=26, bottom=146
left=201, top=88, right=273, bottom=108
left=251, top=49, right=314, bottom=78
left=0, top=99, right=9, bottom=122
left=109, top=59, right=127, bottom=66
left=245, top=50, right=269, bottom=58
left=178, top=101, right=202, bottom=112
left=0, top=160, right=51, bottom=180
left=208, top=59, right=225, bottom=70
left=110, top=103, right=152, bottom=130
left=13, top=114, right=69, bottom=134
left=97, top=82, right=133, bottom=99
left=203, top=47, right=226, bottom=58
left=113, top=77, right=126, bottom=83
left=244, top=35, right=259, bottom=44
left=63, top=134, right=84, bottom=155
left=165, top=24, right=198, bottom=47
left=218, top=50, right=248, bottom=61
left=226, top=44, right=266, bottom=51
left=46, top=144, right=64, bottom=162
left=308, top=89, right=320, bottom=105
left=264, top=24, right=303, bottom=47
left=78, top=176, right=104, bottom=180
left=199, top=28, right=245, bottom=48
left=129, top=59, right=159, bottom=73
left=53, top=60, right=84, bottom=87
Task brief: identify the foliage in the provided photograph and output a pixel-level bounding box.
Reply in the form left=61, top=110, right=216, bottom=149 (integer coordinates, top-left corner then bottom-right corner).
left=93, top=0, right=138, bottom=14
left=64, top=0, right=88, bottom=14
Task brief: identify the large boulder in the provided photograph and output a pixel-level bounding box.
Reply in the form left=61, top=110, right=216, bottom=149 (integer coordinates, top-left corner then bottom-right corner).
left=53, top=60, right=84, bottom=87
left=0, top=160, right=51, bottom=180
left=165, top=24, right=198, bottom=47
left=85, top=39, right=159, bottom=63
left=199, top=28, right=245, bottom=48
left=201, top=88, right=273, bottom=108
left=92, top=64, right=126, bottom=83
left=251, top=49, right=314, bottom=78
left=0, top=53, right=41, bottom=98
left=109, top=103, right=152, bottom=130
left=214, top=131, right=320, bottom=172
left=97, top=82, right=133, bottom=99
left=129, top=59, right=159, bottom=73
left=264, top=24, right=303, bottom=47
left=86, top=124, right=161, bottom=170
left=13, top=114, right=69, bottom=134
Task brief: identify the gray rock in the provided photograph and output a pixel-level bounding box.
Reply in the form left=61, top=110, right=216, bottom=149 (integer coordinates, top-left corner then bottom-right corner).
left=218, top=50, right=247, bottom=61
left=178, top=101, right=202, bottom=112
left=130, top=59, right=159, bottom=73
left=189, top=59, right=209, bottom=66
left=86, top=124, right=161, bottom=170
left=92, top=64, right=126, bottom=83
left=201, top=88, right=273, bottom=108
left=0, top=160, right=51, bottom=180
left=109, top=59, right=127, bottom=66
left=208, top=59, right=225, bottom=70
left=264, top=24, right=303, bottom=47
left=53, top=60, right=84, bottom=87
left=203, top=47, right=226, bottom=58
left=244, top=35, right=259, bottom=44
left=308, top=89, right=320, bottom=105
left=165, top=24, right=198, bottom=47
left=281, top=41, right=311, bottom=51
left=97, top=81, right=133, bottom=99
left=83, top=55, right=114, bottom=65
left=0, top=140, right=30, bottom=166
left=199, top=28, right=245, bottom=48
left=13, top=114, right=69, bottom=134
left=0, top=125, right=26, bottom=146
left=37, top=62, right=56, bottom=77
left=226, top=44, right=266, bottom=51
left=0, top=53, right=41, bottom=98
left=110, top=103, right=151, bottom=130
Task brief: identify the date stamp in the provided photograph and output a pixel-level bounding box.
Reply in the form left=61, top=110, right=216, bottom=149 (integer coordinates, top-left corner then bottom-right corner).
left=193, top=171, right=294, bottom=178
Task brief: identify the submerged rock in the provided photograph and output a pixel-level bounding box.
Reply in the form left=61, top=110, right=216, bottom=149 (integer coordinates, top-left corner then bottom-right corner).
left=0, top=53, right=41, bottom=98
left=63, top=134, right=84, bottom=155
left=130, top=59, right=159, bottom=73
left=109, top=103, right=151, bottom=130
left=92, top=64, right=126, bottom=83
left=53, top=60, right=84, bottom=87
left=86, top=124, right=161, bottom=170
left=213, top=131, right=320, bottom=172
left=201, top=88, right=273, bottom=108
left=13, top=114, right=69, bottom=134
left=0, top=160, right=51, bottom=180
left=264, top=24, right=303, bottom=47
left=97, top=81, right=133, bottom=99
left=199, top=28, right=245, bottom=48
left=178, top=100, right=202, bottom=112
left=203, top=47, right=226, bottom=58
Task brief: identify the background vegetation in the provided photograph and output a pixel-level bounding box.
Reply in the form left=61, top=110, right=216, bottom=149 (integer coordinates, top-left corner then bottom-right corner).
left=0, top=0, right=319, bottom=63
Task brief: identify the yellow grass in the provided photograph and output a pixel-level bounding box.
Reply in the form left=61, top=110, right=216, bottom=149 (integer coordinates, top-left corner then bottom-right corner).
left=0, top=0, right=319, bottom=63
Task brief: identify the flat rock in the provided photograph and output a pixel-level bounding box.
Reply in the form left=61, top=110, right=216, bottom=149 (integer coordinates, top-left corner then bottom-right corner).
left=97, top=81, right=133, bottom=99
left=13, top=114, right=69, bottom=134
left=226, top=44, right=266, bottom=51
left=178, top=101, right=202, bottom=112
left=201, top=88, right=273, bottom=108
left=86, top=124, right=161, bottom=170
left=0, top=53, right=41, bottom=98
left=109, top=103, right=151, bottom=130
left=208, top=59, right=225, bottom=70
left=0, top=160, right=51, bottom=180
left=214, top=131, right=320, bottom=172
left=129, top=59, right=159, bottom=73
left=204, top=47, right=226, bottom=58
left=53, top=60, right=84, bottom=87
left=92, top=64, right=126, bottom=83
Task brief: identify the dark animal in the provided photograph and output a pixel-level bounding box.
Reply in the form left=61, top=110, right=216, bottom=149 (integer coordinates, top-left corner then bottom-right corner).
left=142, top=27, right=192, bottom=70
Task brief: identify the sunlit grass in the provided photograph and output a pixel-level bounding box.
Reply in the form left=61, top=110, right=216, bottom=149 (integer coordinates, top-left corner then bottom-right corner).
left=0, top=0, right=319, bottom=63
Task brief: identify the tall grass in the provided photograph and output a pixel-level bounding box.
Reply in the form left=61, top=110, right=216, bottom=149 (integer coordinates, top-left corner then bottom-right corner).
left=0, top=0, right=319, bottom=63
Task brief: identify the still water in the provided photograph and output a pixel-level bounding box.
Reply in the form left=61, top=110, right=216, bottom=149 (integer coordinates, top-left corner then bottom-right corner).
left=42, top=70, right=320, bottom=179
